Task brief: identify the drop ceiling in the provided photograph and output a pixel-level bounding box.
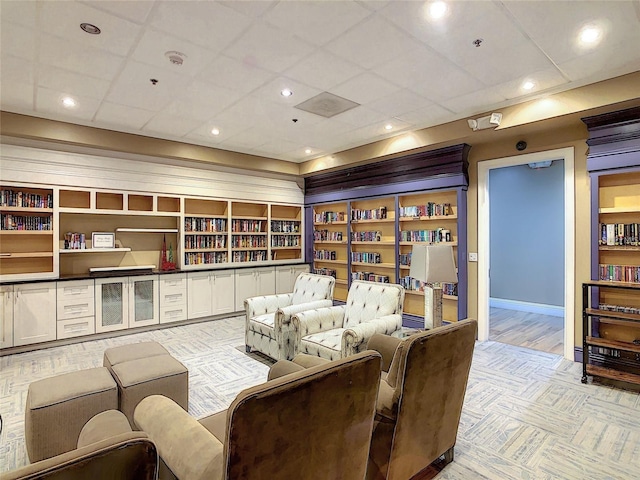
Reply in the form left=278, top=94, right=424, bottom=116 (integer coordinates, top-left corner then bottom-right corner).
left=1, top=0, right=639, bottom=163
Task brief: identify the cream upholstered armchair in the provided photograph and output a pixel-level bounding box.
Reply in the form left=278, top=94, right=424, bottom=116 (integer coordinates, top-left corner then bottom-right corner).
left=245, top=272, right=335, bottom=360
left=134, top=351, right=382, bottom=480
left=291, top=280, right=405, bottom=360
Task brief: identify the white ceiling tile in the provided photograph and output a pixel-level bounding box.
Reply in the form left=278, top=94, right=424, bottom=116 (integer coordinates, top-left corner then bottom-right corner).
left=439, top=88, right=507, bottom=116
left=1, top=22, right=36, bottom=61
left=38, top=34, right=125, bottom=81
left=251, top=77, right=323, bottom=111
left=150, top=1, right=252, bottom=53
left=131, top=28, right=216, bottom=78
left=168, top=80, right=243, bottom=121
left=331, top=73, right=401, bottom=105
left=0, top=0, right=37, bottom=28
left=221, top=127, right=271, bottom=149
left=373, top=47, right=456, bottom=90
left=35, top=87, right=101, bottom=121
left=558, top=47, right=640, bottom=84
left=255, top=139, right=302, bottom=156
left=0, top=81, right=34, bottom=111
left=283, top=50, right=364, bottom=92
left=95, top=102, right=156, bottom=130
left=407, top=63, right=481, bottom=102
left=395, top=103, right=454, bottom=128
left=325, top=16, right=425, bottom=69
left=1, top=54, right=35, bottom=85
left=38, top=65, right=111, bottom=100
left=225, top=22, right=316, bottom=73
left=493, top=69, right=569, bottom=102
left=197, top=54, right=276, bottom=94
left=143, top=113, right=202, bottom=138
left=39, top=1, right=142, bottom=57
left=105, top=61, right=188, bottom=111
left=367, top=89, right=433, bottom=118
left=80, top=0, right=155, bottom=24
left=185, top=120, right=251, bottom=145
left=263, top=1, right=371, bottom=46
left=220, top=1, right=278, bottom=18
left=333, top=106, right=388, bottom=128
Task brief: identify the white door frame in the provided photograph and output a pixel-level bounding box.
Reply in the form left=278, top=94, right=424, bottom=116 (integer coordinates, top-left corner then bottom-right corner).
left=477, top=147, right=575, bottom=360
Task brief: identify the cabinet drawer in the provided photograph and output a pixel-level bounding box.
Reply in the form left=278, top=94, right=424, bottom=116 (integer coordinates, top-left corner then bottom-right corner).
left=160, top=291, right=186, bottom=306
left=57, top=281, right=94, bottom=301
left=57, top=317, right=96, bottom=339
left=57, top=298, right=95, bottom=320
left=160, top=274, right=187, bottom=295
left=160, top=305, right=187, bottom=324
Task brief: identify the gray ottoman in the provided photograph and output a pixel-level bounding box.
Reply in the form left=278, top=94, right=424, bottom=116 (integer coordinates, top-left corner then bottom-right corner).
left=25, top=367, right=117, bottom=462
left=103, top=341, right=170, bottom=372
left=111, top=355, right=189, bottom=428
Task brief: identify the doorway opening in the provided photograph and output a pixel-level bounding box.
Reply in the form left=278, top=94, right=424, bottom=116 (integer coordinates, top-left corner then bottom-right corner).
left=477, top=147, right=575, bottom=360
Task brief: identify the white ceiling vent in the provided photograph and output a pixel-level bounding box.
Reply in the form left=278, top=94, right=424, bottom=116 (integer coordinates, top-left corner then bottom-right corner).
left=294, top=92, right=360, bottom=118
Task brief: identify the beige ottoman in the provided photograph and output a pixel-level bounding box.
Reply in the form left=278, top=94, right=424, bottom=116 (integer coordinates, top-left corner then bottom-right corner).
left=111, top=355, right=189, bottom=428
left=25, top=367, right=118, bottom=462
left=103, top=341, right=170, bottom=372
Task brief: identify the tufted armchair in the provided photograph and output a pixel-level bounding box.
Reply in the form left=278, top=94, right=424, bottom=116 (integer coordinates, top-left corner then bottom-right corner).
left=245, top=272, right=335, bottom=360
left=291, top=280, right=405, bottom=360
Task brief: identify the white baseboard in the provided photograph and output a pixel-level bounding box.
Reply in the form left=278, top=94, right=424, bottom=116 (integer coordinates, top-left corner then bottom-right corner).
left=490, top=297, right=564, bottom=318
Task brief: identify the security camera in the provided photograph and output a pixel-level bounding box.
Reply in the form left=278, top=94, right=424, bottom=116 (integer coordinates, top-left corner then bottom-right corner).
left=516, top=141, right=527, bottom=151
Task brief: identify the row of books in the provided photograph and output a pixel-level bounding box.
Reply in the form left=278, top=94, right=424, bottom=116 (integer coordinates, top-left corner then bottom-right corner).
left=351, top=207, right=387, bottom=221
left=599, top=223, right=640, bottom=246
left=351, top=231, right=382, bottom=242
left=184, top=234, right=226, bottom=250
left=313, top=268, right=336, bottom=278
left=399, top=253, right=411, bottom=266
left=232, top=251, right=267, bottom=262
left=351, top=252, right=381, bottom=264
left=598, top=264, right=640, bottom=283
left=399, top=203, right=452, bottom=218
left=598, top=303, right=640, bottom=315
left=231, top=219, right=264, bottom=233
left=399, top=276, right=457, bottom=295
left=314, top=211, right=346, bottom=223
left=1, top=214, right=52, bottom=231
left=314, top=230, right=343, bottom=241
left=271, top=220, right=300, bottom=233
left=0, top=190, right=53, bottom=209
left=231, top=236, right=266, bottom=248
left=351, top=272, right=390, bottom=283
left=63, top=232, right=86, bottom=250
left=184, top=217, right=226, bottom=233
left=271, top=235, right=300, bottom=247
left=313, top=249, right=337, bottom=260
left=400, top=229, right=451, bottom=243
left=184, top=252, right=227, bottom=265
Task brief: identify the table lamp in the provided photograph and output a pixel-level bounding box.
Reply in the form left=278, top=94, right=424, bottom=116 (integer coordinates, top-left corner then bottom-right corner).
left=409, top=244, right=458, bottom=329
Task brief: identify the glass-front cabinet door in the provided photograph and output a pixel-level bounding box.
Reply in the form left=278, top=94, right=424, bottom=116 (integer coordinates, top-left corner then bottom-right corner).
left=95, top=277, right=128, bottom=333
left=129, top=275, right=159, bottom=328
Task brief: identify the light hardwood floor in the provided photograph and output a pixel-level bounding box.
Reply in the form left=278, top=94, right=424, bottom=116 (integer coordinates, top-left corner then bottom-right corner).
left=489, top=307, right=564, bottom=355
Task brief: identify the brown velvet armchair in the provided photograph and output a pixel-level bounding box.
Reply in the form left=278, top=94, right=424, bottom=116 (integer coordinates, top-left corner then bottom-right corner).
left=133, top=350, right=382, bottom=480
left=273, top=319, right=478, bottom=480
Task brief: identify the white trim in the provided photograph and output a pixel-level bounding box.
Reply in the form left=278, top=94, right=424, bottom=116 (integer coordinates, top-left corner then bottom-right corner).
left=477, top=147, right=575, bottom=360
left=489, top=297, right=565, bottom=318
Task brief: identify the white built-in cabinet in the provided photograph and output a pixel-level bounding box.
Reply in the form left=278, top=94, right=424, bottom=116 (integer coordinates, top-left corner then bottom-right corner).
left=159, top=273, right=187, bottom=324
left=187, top=270, right=235, bottom=319
left=13, top=282, right=56, bottom=347
left=275, top=264, right=311, bottom=294
left=95, top=275, right=159, bottom=333
left=0, top=285, right=14, bottom=348
left=234, top=267, right=276, bottom=312
left=56, top=280, right=95, bottom=339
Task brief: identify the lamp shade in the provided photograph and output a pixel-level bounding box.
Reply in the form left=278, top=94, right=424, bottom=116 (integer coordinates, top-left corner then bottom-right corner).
left=409, top=244, right=458, bottom=284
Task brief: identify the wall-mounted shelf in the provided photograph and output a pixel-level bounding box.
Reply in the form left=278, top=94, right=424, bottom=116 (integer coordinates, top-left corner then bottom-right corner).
left=60, top=248, right=132, bottom=254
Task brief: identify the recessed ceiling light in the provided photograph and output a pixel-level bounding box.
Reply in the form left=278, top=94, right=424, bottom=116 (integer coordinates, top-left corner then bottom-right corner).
left=305, top=148, right=312, bottom=154
left=427, top=1, right=448, bottom=20
left=80, top=23, right=101, bottom=35
left=211, top=128, right=220, bottom=136
left=579, top=24, right=602, bottom=45
left=165, top=51, right=187, bottom=66
left=281, top=88, right=293, bottom=97
left=522, top=80, right=535, bottom=91
left=61, top=96, right=77, bottom=108
left=385, top=124, right=393, bottom=130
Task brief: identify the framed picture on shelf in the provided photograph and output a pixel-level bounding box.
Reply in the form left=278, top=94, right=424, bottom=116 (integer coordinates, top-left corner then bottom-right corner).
left=91, top=232, right=115, bottom=249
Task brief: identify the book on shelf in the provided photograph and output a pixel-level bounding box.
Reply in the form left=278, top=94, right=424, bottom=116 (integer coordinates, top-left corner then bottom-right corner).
left=399, top=203, right=451, bottom=218
left=598, top=264, right=640, bottom=283
left=1, top=189, right=53, bottom=208
left=314, top=211, right=345, bottom=223
left=600, top=223, right=639, bottom=246
left=351, top=207, right=387, bottom=221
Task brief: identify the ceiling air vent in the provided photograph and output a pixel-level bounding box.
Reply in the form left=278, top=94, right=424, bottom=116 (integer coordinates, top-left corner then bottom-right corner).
left=294, top=92, right=360, bottom=118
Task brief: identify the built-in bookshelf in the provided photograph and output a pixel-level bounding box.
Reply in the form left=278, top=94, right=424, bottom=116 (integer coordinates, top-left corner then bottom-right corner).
left=230, top=201, right=268, bottom=263
left=0, top=185, right=56, bottom=281
left=270, top=204, right=302, bottom=261
left=184, top=198, right=228, bottom=267
left=312, top=202, right=349, bottom=301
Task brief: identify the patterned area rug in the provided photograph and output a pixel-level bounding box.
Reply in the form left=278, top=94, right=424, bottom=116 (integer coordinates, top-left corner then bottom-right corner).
left=1, top=316, right=638, bottom=478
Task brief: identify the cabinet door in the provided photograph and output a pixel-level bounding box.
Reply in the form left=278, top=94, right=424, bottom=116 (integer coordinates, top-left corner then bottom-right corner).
left=0, top=286, right=14, bottom=348
left=234, top=269, right=259, bottom=312
left=188, top=272, right=214, bottom=319
left=212, top=270, right=235, bottom=315
left=275, top=266, right=294, bottom=294
left=256, top=267, right=276, bottom=297
left=13, top=282, right=57, bottom=346
left=129, top=275, right=159, bottom=328
left=95, top=277, right=129, bottom=333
